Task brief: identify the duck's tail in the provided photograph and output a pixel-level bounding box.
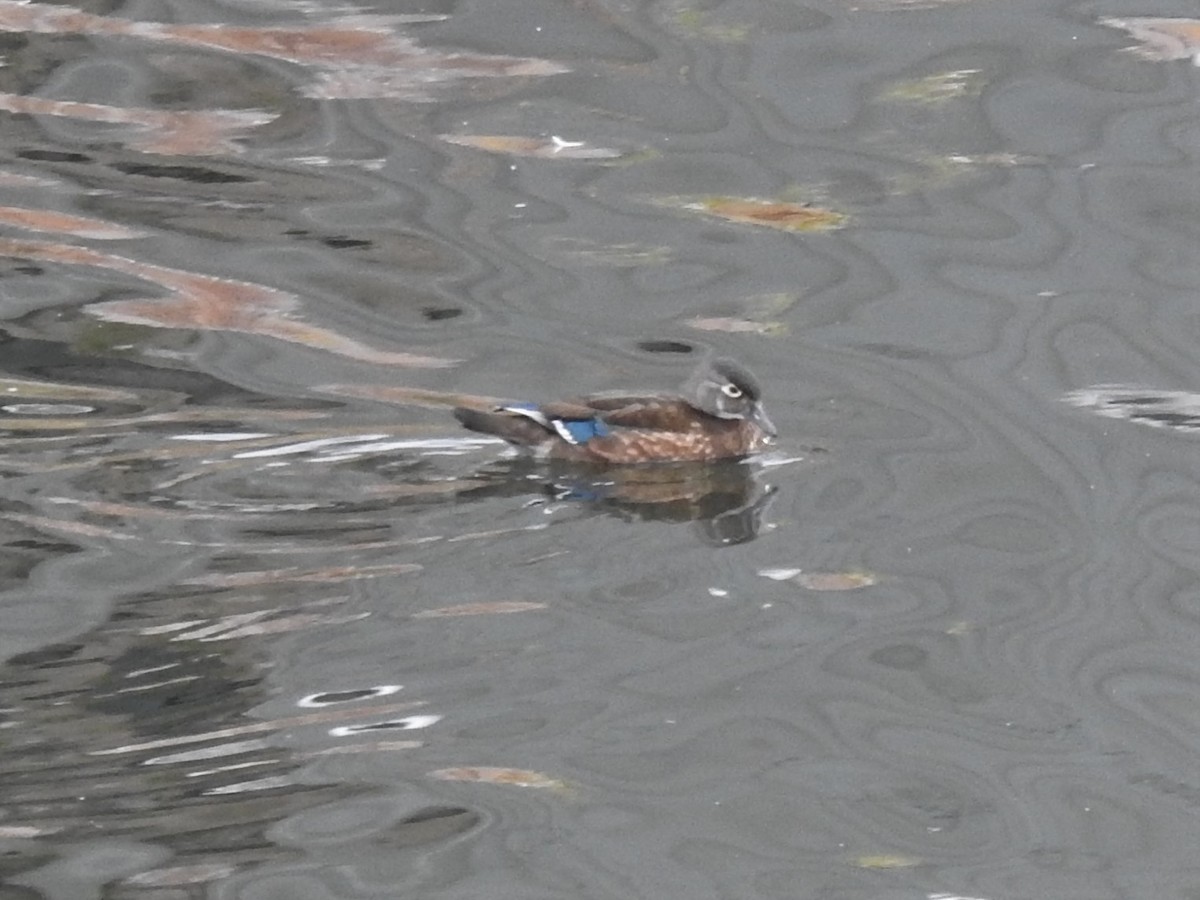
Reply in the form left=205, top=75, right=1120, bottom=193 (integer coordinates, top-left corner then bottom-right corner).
left=453, top=406, right=549, bottom=447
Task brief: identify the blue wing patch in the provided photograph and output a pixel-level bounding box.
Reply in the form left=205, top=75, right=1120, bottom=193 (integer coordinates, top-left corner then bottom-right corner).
left=552, top=416, right=611, bottom=445
left=499, top=402, right=611, bottom=445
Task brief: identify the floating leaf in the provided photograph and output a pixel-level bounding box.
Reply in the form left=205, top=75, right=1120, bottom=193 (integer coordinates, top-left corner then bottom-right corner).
left=0, top=238, right=457, bottom=367
left=685, top=316, right=784, bottom=335
left=758, top=568, right=877, bottom=590
left=440, top=134, right=622, bottom=159
left=854, top=854, right=922, bottom=869
left=0, top=91, right=273, bottom=156
left=675, top=196, right=847, bottom=232
left=1100, top=17, right=1200, bottom=63
left=795, top=571, right=877, bottom=591
left=0, top=205, right=143, bottom=239
left=0, top=1, right=566, bottom=101
left=412, top=601, right=547, bottom=618
left=428, top=767, right=565, bottom=789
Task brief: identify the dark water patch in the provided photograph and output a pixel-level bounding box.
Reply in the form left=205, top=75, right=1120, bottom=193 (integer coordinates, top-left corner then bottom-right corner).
left=636, top=339, right=695, bottom=354
left=16, top=148, right=92, bottom=163
left=108, top=161, right=256, bottom=183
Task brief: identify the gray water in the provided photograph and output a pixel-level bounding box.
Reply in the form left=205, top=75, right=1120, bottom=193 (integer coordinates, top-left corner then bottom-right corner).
left=2, top=1, right=1200, bottom=898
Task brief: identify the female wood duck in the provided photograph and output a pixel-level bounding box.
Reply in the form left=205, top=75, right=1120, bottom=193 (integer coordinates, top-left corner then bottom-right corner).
left=453, top=357, right=776, bottom=463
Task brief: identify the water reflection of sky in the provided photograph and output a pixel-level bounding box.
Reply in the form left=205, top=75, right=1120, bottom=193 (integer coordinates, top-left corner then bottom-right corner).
left=2, top=2, right=1200, bottom=898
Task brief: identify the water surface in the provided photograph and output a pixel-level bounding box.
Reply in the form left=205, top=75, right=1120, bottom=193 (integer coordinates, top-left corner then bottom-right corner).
left=2, top=1, right=1200, bottom=898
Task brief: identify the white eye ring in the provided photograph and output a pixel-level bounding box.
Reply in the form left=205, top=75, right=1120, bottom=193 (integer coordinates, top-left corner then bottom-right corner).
left=720, top=383, right=743, bottom=399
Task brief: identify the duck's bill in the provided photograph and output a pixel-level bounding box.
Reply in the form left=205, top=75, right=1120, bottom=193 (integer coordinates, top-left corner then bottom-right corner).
left=753, top=404, right=778, bottom=439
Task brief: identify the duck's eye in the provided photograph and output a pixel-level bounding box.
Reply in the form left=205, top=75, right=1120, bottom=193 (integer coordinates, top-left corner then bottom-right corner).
left=720, top=383, right=743, bottom=399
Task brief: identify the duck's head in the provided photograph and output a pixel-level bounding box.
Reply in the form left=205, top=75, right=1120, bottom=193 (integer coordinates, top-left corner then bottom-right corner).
left=683, top=357, right=777, bottom=439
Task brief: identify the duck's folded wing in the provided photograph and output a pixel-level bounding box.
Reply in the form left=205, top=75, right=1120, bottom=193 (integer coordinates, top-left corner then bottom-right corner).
left=590, top=399, right=698, bottom=431
left=538, top=401, right=608, bottom=420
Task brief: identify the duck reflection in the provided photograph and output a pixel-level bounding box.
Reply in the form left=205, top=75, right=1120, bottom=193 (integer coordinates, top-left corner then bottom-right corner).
left=453, top=457, right=776, bottom=545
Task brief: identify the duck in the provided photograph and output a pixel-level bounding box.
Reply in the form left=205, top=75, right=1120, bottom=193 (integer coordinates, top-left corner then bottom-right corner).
left=453, top=356, right=776, bottom=463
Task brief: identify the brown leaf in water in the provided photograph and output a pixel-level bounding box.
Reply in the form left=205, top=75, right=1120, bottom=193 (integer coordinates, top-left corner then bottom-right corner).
left=0, top=204, right=142, bottom=239
left=440, top=134, right=622, bottom=159
left=428, top=767, right=565, bottom=789
left=0, top=2, right=566, bottom=100
left=182, top=562, right=422, bottom=588
left=0, top=238, right=457, bottom=367
left=758, top=568, right=878, bottom=590
left=669, top=196, right=847, bottom=232
left=412, top=601, right=547, bottom=618
left=0, top=92, right=274, bottom=156
left=1100, top=17, right=1200, bottom=62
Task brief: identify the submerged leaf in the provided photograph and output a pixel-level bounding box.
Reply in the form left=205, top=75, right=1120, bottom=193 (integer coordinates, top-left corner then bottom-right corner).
left=428, top=767, right=565, bottom=789
left=412, top=601, right=547, bottom=618
left=878, top=69, right=984, bottom=103
left=440, top=134, right=622, bottom=159
left=674, top=196, right=847, bottom=232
